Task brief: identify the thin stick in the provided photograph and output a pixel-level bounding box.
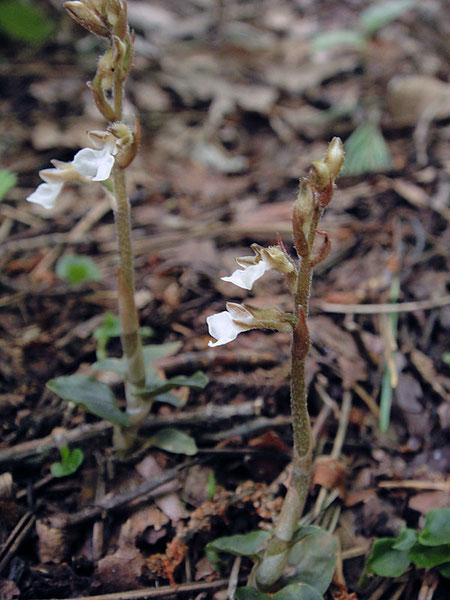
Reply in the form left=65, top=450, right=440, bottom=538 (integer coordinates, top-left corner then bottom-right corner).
left=317, top=295, right=450, bottom=314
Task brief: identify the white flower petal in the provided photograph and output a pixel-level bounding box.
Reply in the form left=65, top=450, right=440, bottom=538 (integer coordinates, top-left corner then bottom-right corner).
left=207, top=311, right=244, bottom=347
left=26, top=181, right=64, bottom=210
left=221, top=260, right=269, bottom=290
left=72, top=147, right=115, bottom=181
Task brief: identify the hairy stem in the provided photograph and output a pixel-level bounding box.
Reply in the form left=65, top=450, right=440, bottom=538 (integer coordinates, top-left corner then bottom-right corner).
left=254, top=207, right=321, bottom=590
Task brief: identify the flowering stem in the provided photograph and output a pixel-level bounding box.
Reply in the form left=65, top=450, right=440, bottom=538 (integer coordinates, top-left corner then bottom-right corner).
left=254, top=209, right=321, bottom=589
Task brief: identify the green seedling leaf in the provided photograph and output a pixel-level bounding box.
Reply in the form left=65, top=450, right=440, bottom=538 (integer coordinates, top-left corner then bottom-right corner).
left=0, top=169, right=17, bottom=201
left=439, top=562, right=450, bottom=578
left=393, top=528, right=418, bottom=551
left=366, top=537, right=411, bottom=577
left=56, top=254, right=101, bottom=285
left=50, top=445, right=84, bottom=478
left=234, top=588, right=269, bottom=600
left=407, top=542, right=450, bottom=569
left=148, top=428, right=197, bottom=455
left=341, top=122, right=391, bottom=176
left=418, top=507, right=450, bottom=547
left=142, top=342, right=182, bottom=361
left=359, top=0, right=416, bottom=36
left=47, top=375, right=130, bottom=426
left=207, top=530, right=271, bottom=559
left=273, top=582, right=323, bottom=600
left=140, top=371, right=209, bottom=397
left=0, top=0, right=54, bottom=44
left=285, top=526, right=337, bottom=594
left=93, top=313, right=154, bottom=361
left=311, top=29, right=366, bottom=53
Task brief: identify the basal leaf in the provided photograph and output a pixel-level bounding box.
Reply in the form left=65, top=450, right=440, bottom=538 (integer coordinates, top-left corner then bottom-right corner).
left=47, top=375, right=130, bottom=426
left=408, top=542, right=450, bottom=569
left=418, top=507, right=450, bottom=547
left=142, top=342, right=182, bottom=362
left=234, top=588, right=269, bottom=600
left=148, top=428, right=197, bottom=455
left=207, top=530, right=271, bottom=558
left=393, top=527, right=418, bottom=551
left=153, top=392, right=184, bottom=407
left=439, top=562, right=450, bottom=578
left=341, top=122, right=391, bottom=176
left=56, top=254, right=101, bottom=285
left=285, top=526, right=337, bottom=593
left=140, top=371, right=209, bottom=397
left=311, top=29, right=366, bottom=52
left=366, top=538, right=410, bottom=577
left=0, top=0, right=54, bottom=44
left=273, top=582, right=323, bottom=600
left=0, top=169, right=17, bottom=201
left=359, top=0, right=416, bottom=36
left=92, top=358, right=126, bottom=376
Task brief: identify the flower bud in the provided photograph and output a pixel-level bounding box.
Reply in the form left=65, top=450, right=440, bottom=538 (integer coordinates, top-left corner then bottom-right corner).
left=325, top=137, right=345, bottom=179
left=229, top=303, right=295, bottom=334
left=293, top=180, right=315, bottom=256
left=106, top=0, right=128, bottom=39
left=96, top=49, right=115, bottom=90
left=310, top=160, right=330, bottom=192
left=64, top=1, right=110, bottom=37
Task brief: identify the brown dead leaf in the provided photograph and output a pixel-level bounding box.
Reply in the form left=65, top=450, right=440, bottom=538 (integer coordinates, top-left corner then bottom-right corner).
left=387, top=75, right=450, bottom=127
left=312, top=457, right=347, bottom=498
left=249, top=431, right=291, bottom=454
left=118, top=506, right=169, bottom=548
left=36, top=518, right=71, bottom=563
left=95, top=546, right=146, bottom=592
left=408, top=490, right=450, bottom=514
left=147, top=537, right=187, bottom=586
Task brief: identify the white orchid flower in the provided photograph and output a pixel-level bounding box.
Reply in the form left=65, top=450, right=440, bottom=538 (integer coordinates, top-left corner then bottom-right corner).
left=27, top=132, right=117, bottom=210
left=207, top=303, right=256, bottom=347
left=221, top=259, right=270, bottom=290
left=26, top=179, right=64, bottom=210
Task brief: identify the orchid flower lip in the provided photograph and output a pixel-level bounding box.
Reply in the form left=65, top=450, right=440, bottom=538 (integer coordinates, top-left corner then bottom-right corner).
left=207, top=310, right=246, bottom=347
left=71, top=146, right=115, bottom=182
left=26, top=181, right=64, bottom=210
left=221, top=260, right=269, bottom=290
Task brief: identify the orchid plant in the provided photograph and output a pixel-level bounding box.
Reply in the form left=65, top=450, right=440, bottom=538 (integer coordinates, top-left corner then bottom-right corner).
left=28, top=0, right=207, bottom=453
left=207, top=138, right=345, bottom=593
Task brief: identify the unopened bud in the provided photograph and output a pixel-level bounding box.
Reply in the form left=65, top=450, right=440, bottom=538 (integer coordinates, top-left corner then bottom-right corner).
left=112, top=116, right=141, bottom=168
left=325, top=137, right=345, bottom=179
left=96, top=49, right=115, bottom=90
left=310, top=160, right=330, bottom=191
left=64, top=1, right=110, bottom=37
left=293, top=180, right=315, bottom=256
left=261, top=246, right=296, bottom=275
left=229, top=302, right=295, bottom=334
left=106, top=0, right=128, bottom=39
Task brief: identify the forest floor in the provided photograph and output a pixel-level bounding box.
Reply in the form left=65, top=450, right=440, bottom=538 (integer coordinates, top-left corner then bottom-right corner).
left=0, top=1, right=449, bottom=599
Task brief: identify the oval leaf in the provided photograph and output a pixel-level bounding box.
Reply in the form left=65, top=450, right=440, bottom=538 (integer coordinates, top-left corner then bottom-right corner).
left=418, top=508, right=450, bottom=547
left=359, top=0, right=416, bottom=36
left=234, top=588, right=269, bottom=600
left=366, top=538, right=410, bottom=577
left=51, top=447, right=84, bottom=478
left=56, top=254, right=101, bottom=285
left=408, top=543, right=450, bottom=569
left=393, top=528, right=418, bottom=551
left=47, top=375, right=130, bottom=426
left=273, top=582, right=323, bottom=600
left=149, top=428, right=197, bottom=455
left=285, top=527, right=337, bottom=594
left=207, top=530, right=271, bottom=558
left=0, top=0, right=53, bottom=44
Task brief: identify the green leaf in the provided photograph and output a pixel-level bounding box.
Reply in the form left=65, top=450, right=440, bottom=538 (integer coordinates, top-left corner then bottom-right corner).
left=341, top=122, right=391, bottom=176
left=273, top=582, right=323, bottom=600
left=0, top=0, right=53, bottom=44
left=92, top=358, right=126, bottom=377
left=50, top=446, right=84, bottom=478
left=418, top=508, right=450, bottom=547
left=140, top=371, right=209, bottom=397
left=408, top=542, right=450, bottom=568
left=56, top=254, right=101, bottom=285
left=153, top=392, right=184, bottom=407
left=148, top=428, right=198, bottom=455
left=285, top=526, right=337, bottom=593
left=311, top=29, right=366, bottom=52
left=207, top=530, right=271, bottom=558
left=234, top=588, right=269, bottom=600
left=439, top=562, right=450, bottom=578
left=142, top=342, right=182, bottom=361
left=366, top=538, right=411, bottom=577
left=359, top=0, right=416, bottom=36
left=47, top=375, right=130, bottom=426
left=0, top=169, right=17, bottom=201
left=393, top=528, right=418, bottom=551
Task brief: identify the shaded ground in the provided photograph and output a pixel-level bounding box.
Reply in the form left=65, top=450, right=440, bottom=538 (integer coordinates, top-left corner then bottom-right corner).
left=0, top=1, right=449, bottom=598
